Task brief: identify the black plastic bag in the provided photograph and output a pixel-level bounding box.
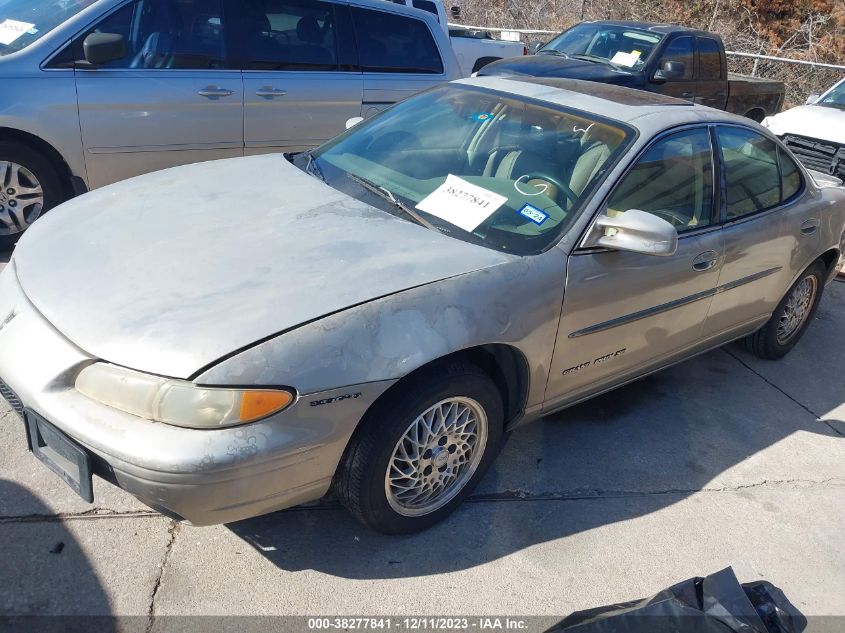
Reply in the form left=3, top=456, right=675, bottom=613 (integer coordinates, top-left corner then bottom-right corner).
left=546, top=567, right=805, bottom=633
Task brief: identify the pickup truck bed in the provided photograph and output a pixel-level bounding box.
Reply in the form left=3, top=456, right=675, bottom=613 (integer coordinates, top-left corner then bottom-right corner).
left=727, top=74, right=785, bottom=121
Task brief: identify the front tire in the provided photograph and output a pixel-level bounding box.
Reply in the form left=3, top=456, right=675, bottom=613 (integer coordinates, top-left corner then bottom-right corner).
left=743, top=261, right=826, bottom=359
left=335, top=359, right=504, bottom=534
left=0, top=142, right=64, bottom=251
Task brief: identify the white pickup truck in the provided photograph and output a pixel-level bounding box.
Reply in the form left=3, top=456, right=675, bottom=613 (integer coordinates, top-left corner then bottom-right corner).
left=386, top=0, right=526, bottom=75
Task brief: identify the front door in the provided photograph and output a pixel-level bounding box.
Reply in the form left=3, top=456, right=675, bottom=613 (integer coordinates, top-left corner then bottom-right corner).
left=75, top=0, right=244, bottom=189
left=650, top=34, right=697, bottom=101
left=236, top=0, right=363, bottom=155
left=545, top=127, right=723, bottom=406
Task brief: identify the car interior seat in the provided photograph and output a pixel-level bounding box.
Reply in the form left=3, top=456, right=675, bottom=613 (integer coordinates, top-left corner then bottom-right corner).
left=131, top=0, right=184, bottom=69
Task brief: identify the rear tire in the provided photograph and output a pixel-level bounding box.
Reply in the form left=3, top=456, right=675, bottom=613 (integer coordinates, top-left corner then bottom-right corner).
left=0, top=142, right=64, bottom=252
left=335, top=359, right=504, bottom=534
left=743, top=261, right=826, bottom=359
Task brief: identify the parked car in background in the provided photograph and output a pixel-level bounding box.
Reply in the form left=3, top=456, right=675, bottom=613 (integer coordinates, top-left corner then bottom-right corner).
left=478, top=21, right=785, bottom=121
left=2, top=77, right=843, bottom=534
left=0, top=0, right=460, bottom=249
left=381, top=0, right=525, bottom=76
left=762, top=78, right=845, bottom=182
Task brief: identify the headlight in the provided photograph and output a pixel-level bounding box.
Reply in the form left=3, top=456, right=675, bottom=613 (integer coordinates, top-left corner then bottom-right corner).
left=75, top=363, right=295, bottom=429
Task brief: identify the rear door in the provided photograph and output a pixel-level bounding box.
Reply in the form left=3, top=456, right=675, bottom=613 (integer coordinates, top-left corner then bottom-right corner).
left=703, top=125, right=812, bottom=338
left=74, top=0, right=244, bottom=189
left=650, top=34, right=696, bottom=101
left=349, top=5, right=449, bottom=118
left=694, top=37, right=727, bottom=110
left=236, top=0, right=364, bottom=155
left=545, top=127, right=724, bottom=406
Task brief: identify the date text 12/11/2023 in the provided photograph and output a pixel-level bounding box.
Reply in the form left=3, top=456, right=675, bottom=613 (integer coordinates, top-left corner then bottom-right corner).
left=307, top=617, right=529, bottom=630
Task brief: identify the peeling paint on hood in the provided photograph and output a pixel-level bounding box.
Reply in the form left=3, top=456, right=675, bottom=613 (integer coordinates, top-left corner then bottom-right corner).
left=13, top=154, right=513, bottom=379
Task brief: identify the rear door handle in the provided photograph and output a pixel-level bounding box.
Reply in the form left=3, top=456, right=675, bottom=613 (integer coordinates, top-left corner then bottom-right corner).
left=198, top=86, right=234, bottom=99
left=255, top=87, right=288, bottom=98
left=692, top=250, right=718, bottom=271
left=800, top=219, right=819, bottom=235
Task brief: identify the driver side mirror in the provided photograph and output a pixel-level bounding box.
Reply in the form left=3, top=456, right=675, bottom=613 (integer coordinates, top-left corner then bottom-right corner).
left=653, top=60, right=685, bottom=83
left=805, top=92, right=821, bottom=105
left=594, top=209, right=678, bottom=256
left=82, top=32, right=126, bottom=66
left=345, top=116, right=364, bottom=130
left=528, top=41, right=544, bottom=55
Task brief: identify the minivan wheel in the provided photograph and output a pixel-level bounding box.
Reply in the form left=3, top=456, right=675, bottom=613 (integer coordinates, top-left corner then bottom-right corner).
left=0, top=142, right=64, bottom=251
left=335, top=360, right=504, bottom=534
left=743, top=261, right=826, bottom=359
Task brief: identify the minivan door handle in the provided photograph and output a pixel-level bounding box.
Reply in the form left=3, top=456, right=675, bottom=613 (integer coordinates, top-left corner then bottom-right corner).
left=800, top=219, right=819, bottom=235
left=692, top=250, right=718, bottom=271
left=197, top=86, right=234, bottom=99
left=255, top=87, right=288, bottom=98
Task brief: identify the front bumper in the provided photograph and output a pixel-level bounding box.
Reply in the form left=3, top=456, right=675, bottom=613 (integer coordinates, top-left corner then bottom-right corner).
left=0, top=263, right=395, bottom=525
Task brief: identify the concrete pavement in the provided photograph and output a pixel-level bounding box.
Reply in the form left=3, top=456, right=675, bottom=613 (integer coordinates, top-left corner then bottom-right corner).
left=1, top=250, right=843, bottom=630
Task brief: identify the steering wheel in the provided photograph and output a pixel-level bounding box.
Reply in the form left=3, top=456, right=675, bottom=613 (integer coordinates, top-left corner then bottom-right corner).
left=649, top=208, right=690, bottom=228
left=519, top=172, right=579, bottom=209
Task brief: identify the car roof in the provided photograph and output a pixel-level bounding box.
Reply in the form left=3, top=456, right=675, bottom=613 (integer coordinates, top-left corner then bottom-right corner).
left=458, top=76, right=755, bottom=133
left=576, top=20, right=705, bottom=36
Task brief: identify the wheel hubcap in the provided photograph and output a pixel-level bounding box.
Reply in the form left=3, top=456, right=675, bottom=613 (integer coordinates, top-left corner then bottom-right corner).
left=0, top=162, right=45, bottom=236
left=777, top=275, right=817, bottom=344
left=385, top=397, right=488, bottom=517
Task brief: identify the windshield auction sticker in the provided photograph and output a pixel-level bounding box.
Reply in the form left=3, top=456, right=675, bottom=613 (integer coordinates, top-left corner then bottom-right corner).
left=0, top=19, right=35, bottom=46
left=416, top=175, right=507, bottom=232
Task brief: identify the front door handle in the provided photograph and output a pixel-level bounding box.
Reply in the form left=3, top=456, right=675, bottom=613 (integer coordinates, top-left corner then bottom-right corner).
left=692, top=250, right=718, bottom=272
left=255, top=87, right=288, bottom=98
left=198, top=86, right=234, bottom=99
left=800, top=219, right=819, bottom=235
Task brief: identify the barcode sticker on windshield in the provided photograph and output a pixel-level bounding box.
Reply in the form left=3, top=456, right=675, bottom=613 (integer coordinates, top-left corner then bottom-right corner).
left=416, top=175, right=508, bottom=232
left=0, top=20, right=36, bottom=46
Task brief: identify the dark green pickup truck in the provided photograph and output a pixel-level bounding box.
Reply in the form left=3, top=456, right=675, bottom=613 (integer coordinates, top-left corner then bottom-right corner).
left=479, top=20, right=785, bottom=121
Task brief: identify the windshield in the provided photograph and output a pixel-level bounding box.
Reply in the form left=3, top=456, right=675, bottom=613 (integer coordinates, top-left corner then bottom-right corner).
left=818, top=80, right=845, bottom=110
left=539, top=23, right=663, bottom=70
left=0, top=0, right=98, bottom=56
left=309, top=85, right=633, bottom=255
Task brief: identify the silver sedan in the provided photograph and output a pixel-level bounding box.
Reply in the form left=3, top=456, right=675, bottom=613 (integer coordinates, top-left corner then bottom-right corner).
left=1, top=77, right=843, bottom=534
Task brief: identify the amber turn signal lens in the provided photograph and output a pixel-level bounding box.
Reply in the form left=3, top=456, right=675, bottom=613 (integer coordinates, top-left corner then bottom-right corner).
left=239, top=390, right=294, bottom=422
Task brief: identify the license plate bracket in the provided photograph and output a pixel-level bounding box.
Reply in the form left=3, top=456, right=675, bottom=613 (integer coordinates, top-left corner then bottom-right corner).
left=24, top=409, right=93, bottom=503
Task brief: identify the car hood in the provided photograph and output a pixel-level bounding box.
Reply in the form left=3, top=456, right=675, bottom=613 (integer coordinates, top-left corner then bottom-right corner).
left=13, top=154, right=512, bottom=380
left=478, top=54, right=635, bottom=83
left=764, top=104, right=845, bottom=144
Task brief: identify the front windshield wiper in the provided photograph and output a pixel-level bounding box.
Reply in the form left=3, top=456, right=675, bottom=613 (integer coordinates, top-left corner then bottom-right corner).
left=537, top=49, right=568, bottom=58
left=346, top=173, right=438, bottom=231
left=305, top=152, right=326, bottom=182
left=570, top=53, right=609, bottom=64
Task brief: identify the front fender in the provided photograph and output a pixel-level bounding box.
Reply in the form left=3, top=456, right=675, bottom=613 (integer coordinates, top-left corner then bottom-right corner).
left=196, top=250, right=568, bottom=409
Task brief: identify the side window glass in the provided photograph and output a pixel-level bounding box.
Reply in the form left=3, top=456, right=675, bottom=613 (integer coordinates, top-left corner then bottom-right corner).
left=658, top=35, right=694, bottom=80
left=233, top=0, right=338, bottom=71
left=82, top=0, right=227, bottom=69
left=779, top=146, right=803, bottom=202
left=607, top=128, right=714, bottom=232
left=412, top=0, right=440, bottom=22
left=717, top=127, right=782, bottom=219
left=697, top=38, right=721, bottom=80
left=351, top=7, right=443, bottom=74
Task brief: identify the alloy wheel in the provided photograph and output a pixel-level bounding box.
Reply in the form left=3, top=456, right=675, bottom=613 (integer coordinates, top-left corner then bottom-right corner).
left=0, top=161, right=45, bottom=236
left=385, top=397, right=488, bottom=517
left=776, top=275, right=817, bottom=344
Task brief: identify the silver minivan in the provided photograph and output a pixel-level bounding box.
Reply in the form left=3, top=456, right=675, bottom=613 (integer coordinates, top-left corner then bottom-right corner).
left=0, top=0, right=460, bottom=249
